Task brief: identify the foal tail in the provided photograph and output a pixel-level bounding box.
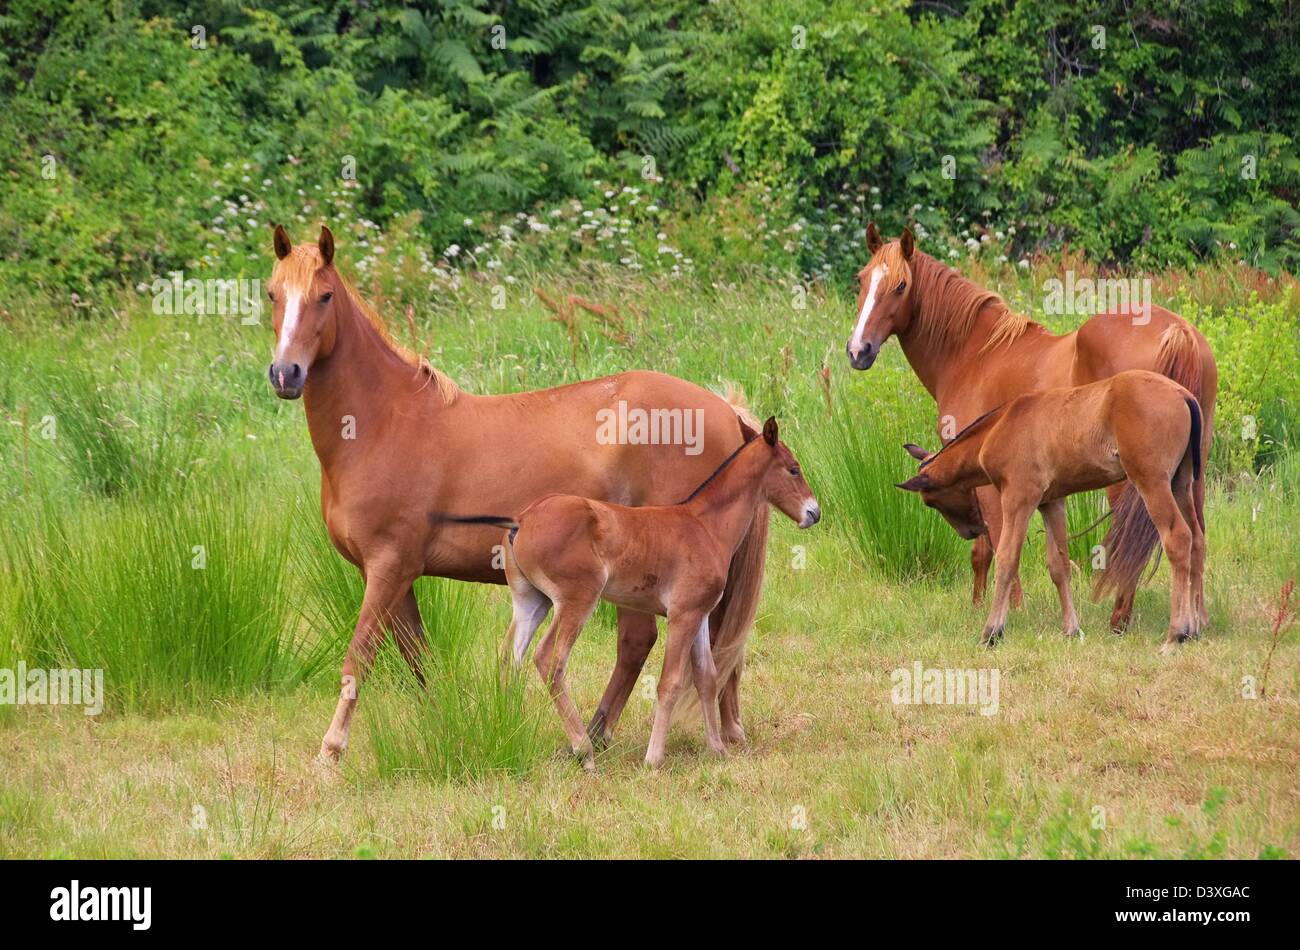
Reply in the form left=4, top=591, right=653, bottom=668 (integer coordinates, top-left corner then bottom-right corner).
left=1094, top=322, right=1203, bottom=602
left=429, top=512, right=520, bottom=533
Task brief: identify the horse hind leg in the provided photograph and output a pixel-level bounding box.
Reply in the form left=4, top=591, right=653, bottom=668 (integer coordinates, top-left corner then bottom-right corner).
left=1104, top=481, right=1136, bottom=633
left=978, top=485, right=1024, bottom=610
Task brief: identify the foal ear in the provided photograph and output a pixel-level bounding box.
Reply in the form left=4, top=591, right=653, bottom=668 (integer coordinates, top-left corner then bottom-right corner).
left=273, top=224, right=292, bottom=260
left=896, top=473, right=930, bottom=492
left=903, top=442, right=930, bottom=461
left=900, top=227, right=915, bottom=260
left=762, top=416, right=778, bottom=446
left=318, top=225, right=335, bottom=266
left=866, top=221, right=883, bottom=254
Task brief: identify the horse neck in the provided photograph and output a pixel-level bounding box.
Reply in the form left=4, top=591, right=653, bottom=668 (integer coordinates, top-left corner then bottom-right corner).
left=683, top=443, right=769, bottom=554
left=302, top=296, right=418, bottom=467
left=896, top=268, right=1015, bottom=401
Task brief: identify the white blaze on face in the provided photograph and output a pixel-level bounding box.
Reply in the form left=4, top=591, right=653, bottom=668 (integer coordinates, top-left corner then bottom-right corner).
left=849, top=263, right=887, bottom=355
left=274, top=290, right=303, bottom=363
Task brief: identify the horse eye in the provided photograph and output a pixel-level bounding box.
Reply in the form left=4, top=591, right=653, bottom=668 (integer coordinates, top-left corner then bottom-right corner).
left=321, top=292, right=333, bottom=303
left=267, top=290, right=275, bottom=301
left=895, top=281, right=907, bottom=295
left=789, top=466, right=801, bottom=477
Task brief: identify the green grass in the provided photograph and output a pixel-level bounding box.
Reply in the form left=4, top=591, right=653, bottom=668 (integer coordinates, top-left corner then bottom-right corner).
left=0, top=265, right=1297, bottom=857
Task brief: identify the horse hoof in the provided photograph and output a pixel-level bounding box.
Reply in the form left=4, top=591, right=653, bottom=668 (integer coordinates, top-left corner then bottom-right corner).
left=722, top=723, right=747, bottom=747
left=980, top=626, right=1003, bottom=647
left=586, top=711, right=609, bottom=750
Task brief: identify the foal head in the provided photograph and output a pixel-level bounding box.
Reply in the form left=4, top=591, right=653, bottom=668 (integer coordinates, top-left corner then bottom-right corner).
left=757, top=417, right=821, bottom=528
left=266, top=225, right=343, bottom=399
left=846, top=223, right=916, bottom=370
left=896, top=443, right=987, bottom=540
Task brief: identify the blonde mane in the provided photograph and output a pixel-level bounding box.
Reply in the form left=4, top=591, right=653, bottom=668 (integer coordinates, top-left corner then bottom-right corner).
left=881, top=245, right=1037, bottom=352
left=271, top=245, right=460, bottom=404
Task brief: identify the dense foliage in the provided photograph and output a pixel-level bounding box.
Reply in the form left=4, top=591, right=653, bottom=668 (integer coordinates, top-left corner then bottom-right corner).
left=2, top=0, right=1298, bottom=293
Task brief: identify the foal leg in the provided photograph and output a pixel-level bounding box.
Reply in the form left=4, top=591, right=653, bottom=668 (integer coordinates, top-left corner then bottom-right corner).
left=689, top=617, right=725, bottom=757
left=646, top=611, right=706, bottom=769
left=971, top=534, right=993, bottom=606
left=981, top=495, right=1035, bottom=646
left=1040, top=499, right=1081, bottom=638
left=502, top=552, right=552, bottom=667
left=979, top=485, right=1025, bottom=609
left=534, top=596, right=600, bottom=770
left=1130, top=476, right=1194, bottom=653
left=587, top=608, right=657, bottom=749
left=320, top=556, right=416, bottom=763
left=1173, top=475, right=1206, bottom=640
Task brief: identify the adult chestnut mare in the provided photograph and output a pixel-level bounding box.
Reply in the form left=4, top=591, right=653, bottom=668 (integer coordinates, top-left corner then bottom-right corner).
left=846, top=225, right=1217, bottom=631
left=266, top=226, right=768, bottom=762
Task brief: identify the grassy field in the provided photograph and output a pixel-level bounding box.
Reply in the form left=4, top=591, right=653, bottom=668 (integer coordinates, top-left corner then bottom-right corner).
left=1, top=262, right=1297, bottom=858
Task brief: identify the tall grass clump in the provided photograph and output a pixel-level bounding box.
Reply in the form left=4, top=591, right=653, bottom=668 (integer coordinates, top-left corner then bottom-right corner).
left=812, top=386, right=967, bottom=582
left=2, top=491, right=313, bottom=714
left=363, top=580, right=547, bottom=784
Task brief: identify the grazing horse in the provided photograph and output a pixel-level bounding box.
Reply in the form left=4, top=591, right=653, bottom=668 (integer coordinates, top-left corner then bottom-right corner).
left=449, top=417, right=819, bottom=769
left=265, top=225, right=769, bottom=762
left=846, top=224, right=1217, bottom=631
left=898, top=371, right=1206, bottom=652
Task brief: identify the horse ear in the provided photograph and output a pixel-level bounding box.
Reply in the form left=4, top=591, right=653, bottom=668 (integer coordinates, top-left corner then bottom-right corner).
left=900, top=227, right=914, bottom=260
left=866, top=221, right=883, bottom=254
left=896, top=473, right=930, bottom=492
left=762, top=416, right=778, bottom=446
left=903, top=442, right=930, bottom=461
left=318, top=226, right=335, bottom=266
left=273, top=224, right=292, bottom=260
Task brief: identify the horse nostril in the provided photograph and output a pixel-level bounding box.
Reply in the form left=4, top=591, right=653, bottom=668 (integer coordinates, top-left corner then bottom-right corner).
left=862, top=342, right=873, bottom=357
left=290, top=363, right=302, bottom=380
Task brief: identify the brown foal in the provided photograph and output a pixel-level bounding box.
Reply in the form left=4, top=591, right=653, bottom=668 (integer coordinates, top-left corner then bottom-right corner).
left=456, top=418, right=819, bottom=769
left=898, top=371, right=1206, bottom=652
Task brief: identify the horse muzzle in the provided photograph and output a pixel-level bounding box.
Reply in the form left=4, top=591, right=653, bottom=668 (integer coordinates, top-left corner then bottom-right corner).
left=846, top=339, right=878, bottom=371
left=799, top=502, right=822, bottom=528
left=268, top=360, right=306, bottom=399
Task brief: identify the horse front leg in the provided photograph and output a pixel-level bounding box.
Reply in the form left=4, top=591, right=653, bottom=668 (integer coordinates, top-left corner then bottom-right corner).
left=391, top=586, right=428, bottom=687
left=320, top=556, right=416, bottom=764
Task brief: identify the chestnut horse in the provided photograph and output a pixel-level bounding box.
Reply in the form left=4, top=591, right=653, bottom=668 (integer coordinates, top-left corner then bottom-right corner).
left=266, top=226, right=768, bottom=762
left=451, top=417, right=819, bottom=769
left=846, top=225, right=1217, bottom=631
left=898, top=371, right=1205, bottom=652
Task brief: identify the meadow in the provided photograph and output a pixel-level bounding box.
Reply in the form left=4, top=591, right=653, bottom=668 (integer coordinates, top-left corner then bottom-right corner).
left=0, top=256, right=1297, bottom=859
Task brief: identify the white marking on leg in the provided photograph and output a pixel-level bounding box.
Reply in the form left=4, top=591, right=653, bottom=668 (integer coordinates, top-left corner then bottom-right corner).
left=511, top=587, right=550, bottom=665
left=849, top=265, right=886, bottom=354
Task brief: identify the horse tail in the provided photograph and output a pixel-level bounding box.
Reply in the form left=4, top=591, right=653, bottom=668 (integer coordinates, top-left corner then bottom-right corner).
left=1094, top=321, right=1203, bottom=602
left=673, top=384, right=770, bottom=725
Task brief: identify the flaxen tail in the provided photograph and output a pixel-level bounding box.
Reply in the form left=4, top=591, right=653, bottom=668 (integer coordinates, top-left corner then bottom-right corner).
left=1094, top=323, right=1203, bottom=601
left=673, top=383, right=770, bottom=724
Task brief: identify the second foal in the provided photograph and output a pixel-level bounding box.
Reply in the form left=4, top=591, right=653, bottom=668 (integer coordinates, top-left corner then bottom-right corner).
left=897, top=370, right=1205, bottom=652
left=462, top=418, right=818, bottom=769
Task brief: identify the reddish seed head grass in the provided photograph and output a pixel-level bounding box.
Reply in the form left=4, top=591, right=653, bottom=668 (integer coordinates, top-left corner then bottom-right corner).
left=1261, top=579, right=1297, bottom=699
